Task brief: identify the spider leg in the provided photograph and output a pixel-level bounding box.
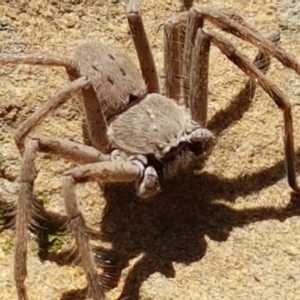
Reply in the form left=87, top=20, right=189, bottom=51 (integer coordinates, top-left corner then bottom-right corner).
left=252, top=30, right=281, bottom=75
left=165, top=8, right=251, bottom=104
left=0, top=53, right=75, bottom=69
left=189, top=27, right=280, bottom=127
left=13, top=137, right=112, bottom=300
left=63, top=161, right=141, bottom=299
left=14, top=139, right=42, bottom=300
left=163, top=12, right=187, bottom=101
left=202, top=28, right=300, bottom=194
left=0, top=136, right=110, bottom=231
left=128, top=155, right=160, bottom=198
left=30, top=136, right=111, bottom=164
left=13, top=77, right=92, bottom=153
left=1, top=53, right=111, bottom=152
left=189, top=25, right=210, bottom=127
left=127, top=0, right=159, bottom=93
left=182, top=8, right=253, bottom=107
left=205, top=31, right=281, bottom=136
left=183, top=9, right=204, bottom=106
left=194, top=8, right=300, bottom=75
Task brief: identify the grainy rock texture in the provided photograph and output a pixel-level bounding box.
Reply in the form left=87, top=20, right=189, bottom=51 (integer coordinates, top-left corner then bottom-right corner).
left=276, top=0, right=300, bottom=36
left=1, top=0, right=300, bottom=299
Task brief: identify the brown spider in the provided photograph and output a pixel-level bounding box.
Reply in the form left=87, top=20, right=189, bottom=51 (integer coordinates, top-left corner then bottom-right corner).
left=1, top=0, right=300, bottom=299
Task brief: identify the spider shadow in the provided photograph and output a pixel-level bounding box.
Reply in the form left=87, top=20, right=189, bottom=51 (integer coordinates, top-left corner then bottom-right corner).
left=60, top=154, right=300, bottom=300
left=88, top=80, right=300, bottom=298
left=60, top=76, right=300, bottom=299
left=97, top=161, right=300, bottom=300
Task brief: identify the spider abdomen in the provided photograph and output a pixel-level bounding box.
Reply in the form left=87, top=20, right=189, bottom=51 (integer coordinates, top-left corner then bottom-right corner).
left=72, top=41, right=146, bottom=119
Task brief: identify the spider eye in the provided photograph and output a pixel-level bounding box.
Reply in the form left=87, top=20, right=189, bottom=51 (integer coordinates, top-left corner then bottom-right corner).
left=166, top=138, right=170, bottom=143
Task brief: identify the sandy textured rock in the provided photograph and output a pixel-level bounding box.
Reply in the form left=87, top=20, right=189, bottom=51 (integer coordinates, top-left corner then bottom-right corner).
left=1, top=0, right=300, bottom=299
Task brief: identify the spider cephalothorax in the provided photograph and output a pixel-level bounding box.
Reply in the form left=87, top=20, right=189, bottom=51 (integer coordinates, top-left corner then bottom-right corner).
left=107, top=93, right=216, bottom=197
